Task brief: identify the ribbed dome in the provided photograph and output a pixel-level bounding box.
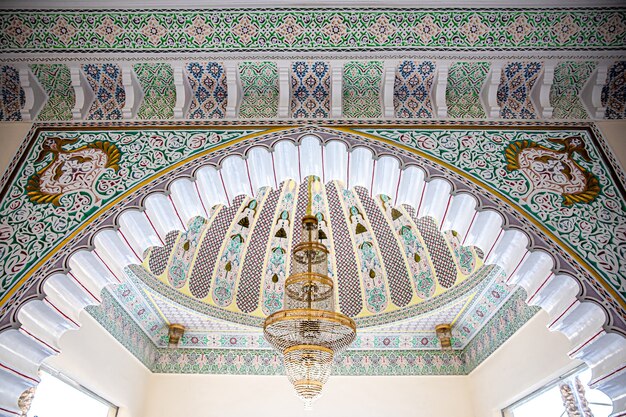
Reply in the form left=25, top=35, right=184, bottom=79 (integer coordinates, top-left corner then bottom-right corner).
left=133, top=178, right=483, bottom=331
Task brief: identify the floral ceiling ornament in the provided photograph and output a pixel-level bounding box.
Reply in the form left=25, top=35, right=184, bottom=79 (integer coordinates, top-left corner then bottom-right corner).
left=551, top=15, right=580, bottom=44
left=367, top=15, right=397, bottom=44
left=412, top=15, right=442, bottom=44
left=460, top=15, right=490, bottom=45
left=141, top=16, right=167, bottom=46
left=232, top=16, right=258, bottom=45
left=276, top=16, right=305, bottom=45
left=4, top=17, right=32, bottom=46
left=598, top=13, right=626, bottom=44
left=95, top=16, right=124, bottom=45
left=26, top=137, right=121, bottom=206
left=506, top=15, right=533, bottom=44
left=50, top=16, right=77, bottom=45
left=322, top=15, right=348, bottom=45
left=504, top=135, right=600, bottom=206
left=184, top=15, right=214, bottom=46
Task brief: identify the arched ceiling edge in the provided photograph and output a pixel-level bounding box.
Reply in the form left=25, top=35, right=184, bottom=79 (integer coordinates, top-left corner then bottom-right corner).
left=0, top=121, right=625, bottom=416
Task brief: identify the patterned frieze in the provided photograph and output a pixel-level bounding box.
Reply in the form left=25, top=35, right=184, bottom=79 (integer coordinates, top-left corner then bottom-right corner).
left=1, top=9, right=624, bottom=53
left=88, top=281, right=537, bottom=375
left=1, top=58, right=625, bottom=120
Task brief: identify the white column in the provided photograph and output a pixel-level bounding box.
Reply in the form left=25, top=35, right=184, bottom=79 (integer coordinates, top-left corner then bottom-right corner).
left=224, top=61, right=240, bottom=118
left=432, top=61, right=449, bottom=118
left=172, top=62, right=191, bottom=119
left=277, top=61, right=290, bottom=118
left=480, top=61, right=504, bottom=119
left=580, top=61, right=611, bottom=120
left=382, top=60, right=397, bottom=118
left=121, top=63, right=144, bottom=119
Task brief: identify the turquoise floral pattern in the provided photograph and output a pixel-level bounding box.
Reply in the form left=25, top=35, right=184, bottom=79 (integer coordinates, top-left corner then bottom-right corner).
left=1, top=10, right=624, bottom=52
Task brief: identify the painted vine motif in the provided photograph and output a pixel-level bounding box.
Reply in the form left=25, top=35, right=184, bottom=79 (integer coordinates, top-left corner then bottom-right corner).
left=26, top=137, right=121, bottom=206
left=359, top=128, right=626, bottom=298
left=1, top=10, right=624, bottom=52
left=504, top=136, right=600, bottom=206
left=0, top=129, right=260, bottom=304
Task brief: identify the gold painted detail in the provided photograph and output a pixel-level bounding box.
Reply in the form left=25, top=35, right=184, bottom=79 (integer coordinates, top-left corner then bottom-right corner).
left=504, top=136, right=600, bottom=206
left=26, top=137, right=121, bottom=206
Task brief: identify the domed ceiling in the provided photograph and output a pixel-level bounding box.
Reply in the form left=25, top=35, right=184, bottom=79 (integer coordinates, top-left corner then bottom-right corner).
left=113, top=177, right=512, bottom=352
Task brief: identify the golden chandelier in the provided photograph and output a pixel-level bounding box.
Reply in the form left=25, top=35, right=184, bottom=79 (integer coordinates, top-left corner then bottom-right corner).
left=263, top=180, right=356, bottom=408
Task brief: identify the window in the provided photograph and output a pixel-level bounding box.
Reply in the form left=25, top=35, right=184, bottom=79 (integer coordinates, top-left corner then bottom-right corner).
left=25, top=365, right=117, bottom=417
left=503, top=366, right=613, bottom=417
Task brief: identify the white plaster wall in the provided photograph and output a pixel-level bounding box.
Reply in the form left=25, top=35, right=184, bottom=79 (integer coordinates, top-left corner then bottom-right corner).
left=142, top=374, right=473, bottom=417
left=43, top=311, right=151, bottom=417
left=0, top=121, right=32, bottom=176
left=468, top=311, right=580, bottom=417
left=596, top=120, right=626, bottom=171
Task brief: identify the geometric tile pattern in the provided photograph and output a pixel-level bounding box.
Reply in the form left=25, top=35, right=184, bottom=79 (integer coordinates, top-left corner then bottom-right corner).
left=463, top=288, right=540, bottom=372
left=148, top=290, right=245, bottom=332
left=2, top=10, right=624, bottom=52
left=385, top=202, right=438, bottom=300
left=288, top=181, right=308, bottom=263
left=393, top=60, right=436, bottom=118
left=0, top=65, right=24, bottom=121
left=443, top=230, right=478, bottom=277
left=148, top=231, right=178, bottom=276
left=30, top=64, right=74, bottom=121
left=343, top=61, right=383, bottom=119
left=187, top=203, right=239, bottom=299
left=239, top=61, right=279, bottom=119
left=446, top=61, right=490, bottom=118
left=87, top=282, right=538, bottom=374
left=355, top=188, right=412, bottom=308
left=326, top=181, right=363, bottom=317
left=86, top=289, right=158, bottom=367
left=236, top=188, right=280, bottom=313
left=83, top=63, right=126, bottom=120
left=370, top=295, right=469, bottom=333
left=338, top=185, right=389, bottom=314
left=497, top=61, right=542, bottom=119
left=602, top=61, right=626, bottom=119
left=414, top=216, right=458, bottom=289
left=185, top=62, right=228, bottom=119
left=290, top=61, right=331, bottom=119
left=211, top=191, right=267, bottom=308
left=259, top=183, right=298, bottom=315
left=134, top=63, right=175, bottom=120
left=550, top=61, right=596, bottom=119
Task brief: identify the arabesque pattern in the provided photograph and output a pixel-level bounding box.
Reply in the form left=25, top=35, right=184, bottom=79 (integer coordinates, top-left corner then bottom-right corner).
left=290, top=61, right=331, bottom=118
left=30, top=64, right=74, bottom=121
left=394, top=60, right=436, bottom=118
left=186, top=62, right=228, bottom=119
left=0, top=65, right=23, bottom=121
left=550, top=61, right=596, bottom=119
left=446, top=61, right=490, bottom=118
left=602, top=61, right=626, bottom=119
left=1, top=9, right=624, bottom=52
left=239, top=61, right=279, bottom=119
left=343, top=61, right=383, bottom=119
left=83, top=63, right=126, bottom=120
left=135, top=63, right=176, bottom=120
left=497, top=61, right=542, bottom=119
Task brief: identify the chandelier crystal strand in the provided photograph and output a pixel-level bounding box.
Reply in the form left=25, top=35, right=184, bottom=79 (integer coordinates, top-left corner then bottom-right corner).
left=263, top=177, right=356, bottom=409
